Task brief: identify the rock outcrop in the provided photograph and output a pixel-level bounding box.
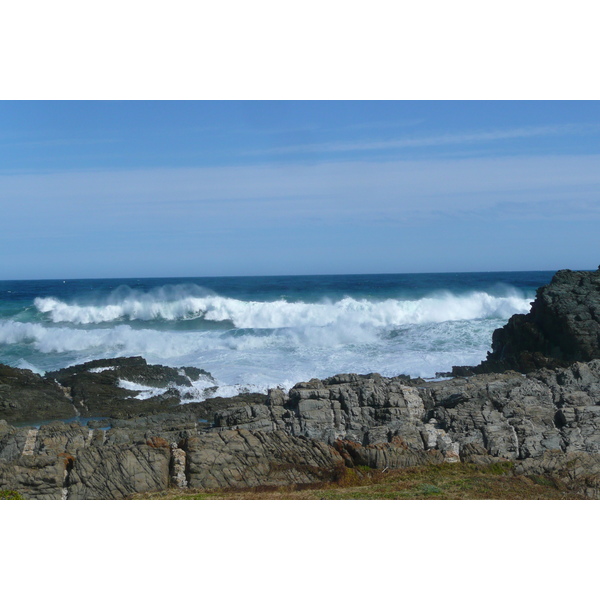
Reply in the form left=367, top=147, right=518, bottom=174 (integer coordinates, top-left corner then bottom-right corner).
left=0, top=416, right=347, bottom=499
left=184, top=430, right=344, bottom=491
left=2, top=359, right=600, bottom=499
left=0, top=364, right=76, bottom=424
left=67, top=444, right=171, bottom=500
left=0, top=356, right=219, bottom=424
left=47, top=356, right=214, bottom=419
left=460, top=268, right=600, bottom=374
left=213, top=373, right=445, bottom=456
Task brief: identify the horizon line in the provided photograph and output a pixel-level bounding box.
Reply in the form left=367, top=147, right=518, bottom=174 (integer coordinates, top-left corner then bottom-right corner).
left=1, top=266, right=589, bottom=283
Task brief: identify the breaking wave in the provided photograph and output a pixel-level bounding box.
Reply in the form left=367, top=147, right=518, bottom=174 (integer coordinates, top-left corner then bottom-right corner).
left=0, top=272, right=550, bottom=393
left=0, top=319, right=379, bottom=355
left=0, top=316, right=505, bottom=391
left=33, top=285, right=533, bottom=328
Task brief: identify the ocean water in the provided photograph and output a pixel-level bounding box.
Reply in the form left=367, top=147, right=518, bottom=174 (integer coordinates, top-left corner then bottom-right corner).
left=0, top=272, right=553, bottom=399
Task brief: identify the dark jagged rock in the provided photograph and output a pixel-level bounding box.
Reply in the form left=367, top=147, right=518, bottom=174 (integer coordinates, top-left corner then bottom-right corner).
left=48, top=356, right=211, bottom=388
left=0, top=354, right=266, bottom=427
left=46, top=356, right=214, bottom=419
left=456, top=268, right=600, bottom=375
left=0, top=364, right=76, bottom=423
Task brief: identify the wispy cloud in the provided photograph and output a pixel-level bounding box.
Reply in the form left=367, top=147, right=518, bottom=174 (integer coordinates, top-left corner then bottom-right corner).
left=249, top=123, right=598, bottom=155
left=2, top=153, right=600, bottom=235
left=3, top=152, right=599, bottom=278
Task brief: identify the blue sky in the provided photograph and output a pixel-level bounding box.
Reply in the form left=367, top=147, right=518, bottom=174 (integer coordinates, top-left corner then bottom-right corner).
left=1, top=101, right=599, bottom=279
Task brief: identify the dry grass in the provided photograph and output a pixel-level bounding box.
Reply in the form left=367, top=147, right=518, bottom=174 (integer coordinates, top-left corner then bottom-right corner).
left=131, top=461, right=587, bottom=500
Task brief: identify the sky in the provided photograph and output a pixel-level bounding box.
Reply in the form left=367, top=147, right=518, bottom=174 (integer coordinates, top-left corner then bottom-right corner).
left=1, top=100, right=599, bottom=279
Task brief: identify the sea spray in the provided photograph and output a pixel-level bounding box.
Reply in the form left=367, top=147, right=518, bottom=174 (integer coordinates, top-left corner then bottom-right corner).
left=0, top=271, right=552, bottom=392
left=33, top=286, right=532, bottom=326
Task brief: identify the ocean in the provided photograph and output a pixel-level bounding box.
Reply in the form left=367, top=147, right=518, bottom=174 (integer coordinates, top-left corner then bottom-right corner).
left=0, top=271, right=552, bottom=399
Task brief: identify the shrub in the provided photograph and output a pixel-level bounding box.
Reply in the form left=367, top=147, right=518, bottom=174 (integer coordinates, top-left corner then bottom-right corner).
left=420, top=484, right=443, bottom=496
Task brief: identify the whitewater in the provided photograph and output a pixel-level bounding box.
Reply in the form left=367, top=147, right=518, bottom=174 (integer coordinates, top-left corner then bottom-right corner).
left=0, top=272, right=552, bottom=399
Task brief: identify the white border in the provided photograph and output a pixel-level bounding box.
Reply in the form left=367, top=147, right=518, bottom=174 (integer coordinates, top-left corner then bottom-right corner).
left=1, top=1, right=599, bottom=99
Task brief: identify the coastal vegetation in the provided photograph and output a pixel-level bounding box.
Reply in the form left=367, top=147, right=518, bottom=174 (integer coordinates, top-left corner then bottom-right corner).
left=0, top=489, right=23, bottom=500
left=131, top=462, right=585, bottom=500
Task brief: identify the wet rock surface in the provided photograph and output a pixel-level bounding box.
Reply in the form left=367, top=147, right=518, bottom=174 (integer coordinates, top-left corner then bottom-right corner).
left=46, top=356, right=214, bottom=419
left=0, top=363, right=76, bottom=424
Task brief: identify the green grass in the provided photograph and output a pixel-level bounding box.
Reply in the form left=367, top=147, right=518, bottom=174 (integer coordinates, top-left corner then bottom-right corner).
left=131, top=461, right=586, bottom=500
left=0, top=490, right=24, bottom=500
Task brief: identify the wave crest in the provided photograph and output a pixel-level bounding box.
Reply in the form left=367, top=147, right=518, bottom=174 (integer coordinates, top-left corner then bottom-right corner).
left=33, top=286, right=533, bottom=327
left=34, top=284, right=216, bottom=324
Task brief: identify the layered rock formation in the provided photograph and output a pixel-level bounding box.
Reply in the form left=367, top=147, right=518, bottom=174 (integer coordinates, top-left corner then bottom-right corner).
left=3, top=359, right=600, bottom=499
left=2, top=267, right=600, bottom=500
left=0, top=417, right=345, bottom=499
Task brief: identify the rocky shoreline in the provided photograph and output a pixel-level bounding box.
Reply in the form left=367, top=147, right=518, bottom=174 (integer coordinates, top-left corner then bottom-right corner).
left=2, top=267, right=600, bottom=500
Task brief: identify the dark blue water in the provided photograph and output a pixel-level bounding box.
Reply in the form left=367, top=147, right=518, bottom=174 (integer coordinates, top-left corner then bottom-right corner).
left=0, top=271, right=554, bottom=397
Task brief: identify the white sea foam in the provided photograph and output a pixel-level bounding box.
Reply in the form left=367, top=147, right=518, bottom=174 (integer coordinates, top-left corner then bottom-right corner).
left=14, top=358, right=46, bottom=375
left=116, top=376, right=257, bottom=402
left=0, top=319, right=374, bottom=358
left=0, top=316, right=517, bottom=392
left=117, top=379, right=166, bottom=400
left=0, top=286, right=534, bottom=391
left=33, top=287, right=532, bottom=327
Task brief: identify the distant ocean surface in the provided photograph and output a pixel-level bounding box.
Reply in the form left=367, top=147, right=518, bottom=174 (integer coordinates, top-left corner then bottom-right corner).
left=0, top=272, right=553, bottom=399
